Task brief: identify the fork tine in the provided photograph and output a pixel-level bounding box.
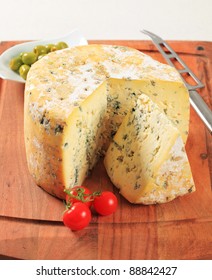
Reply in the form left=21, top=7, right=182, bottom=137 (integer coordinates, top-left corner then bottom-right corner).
left=140, top=30, right=163, bottom=43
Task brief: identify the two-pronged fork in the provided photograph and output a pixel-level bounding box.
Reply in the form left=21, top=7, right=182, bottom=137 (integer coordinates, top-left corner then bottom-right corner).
left=141, top=29, right=212, bottom=134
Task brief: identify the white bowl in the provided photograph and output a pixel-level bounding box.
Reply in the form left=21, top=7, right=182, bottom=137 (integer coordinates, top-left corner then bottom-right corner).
left=0, top=29, right=88, bottom=83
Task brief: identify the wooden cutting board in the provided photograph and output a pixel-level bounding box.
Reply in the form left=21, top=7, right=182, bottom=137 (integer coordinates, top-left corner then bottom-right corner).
left=0, top=40, right=211, bottom=260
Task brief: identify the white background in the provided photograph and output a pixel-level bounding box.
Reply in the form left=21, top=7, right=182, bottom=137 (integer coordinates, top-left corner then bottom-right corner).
left=1, top=260, right=212, bottom=279
left=0, top=0, right=211, bottom=41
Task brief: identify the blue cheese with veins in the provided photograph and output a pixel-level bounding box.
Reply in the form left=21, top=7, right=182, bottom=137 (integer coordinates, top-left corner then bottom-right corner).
left=24, top=44, right=191, bottom=200
left=104, top=94, right=195, bottom=204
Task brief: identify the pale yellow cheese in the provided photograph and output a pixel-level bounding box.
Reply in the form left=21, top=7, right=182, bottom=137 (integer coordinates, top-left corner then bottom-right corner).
left=104, top=94, right=195, bottom=204
left=24, top=44, right=190, bottom=199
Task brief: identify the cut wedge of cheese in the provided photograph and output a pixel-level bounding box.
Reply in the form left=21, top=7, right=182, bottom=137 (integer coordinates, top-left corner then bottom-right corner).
left=104, top=94, right=195, bottom=204
left=24, top=44, right=190, bottom=199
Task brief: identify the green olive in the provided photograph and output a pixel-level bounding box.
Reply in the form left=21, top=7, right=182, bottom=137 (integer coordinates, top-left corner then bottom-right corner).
left=50, top=45, right=59, bottom=52
left=19, top=64, right=30, bottom=80
left=9, top=41, right=68, bottom=78
left=33, top=45, right=47, bottom=56
left=9, top=56, right=23, bottom=71
left=45, top=44, right=55, bottom=53
left=22, top=52, right=37, bottom=65
left=56, top=41, right=69, bottom=50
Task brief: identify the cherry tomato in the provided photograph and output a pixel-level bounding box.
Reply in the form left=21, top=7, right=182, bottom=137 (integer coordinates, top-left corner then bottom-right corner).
left=63, top=202, right=91, bottom=231
left=66, top=186, right=92, bottom=208
left=93, top=191, right=118, bottom=216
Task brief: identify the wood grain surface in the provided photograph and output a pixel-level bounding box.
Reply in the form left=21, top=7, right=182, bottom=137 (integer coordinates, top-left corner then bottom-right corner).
left=0, top=40, right=211, bottom=260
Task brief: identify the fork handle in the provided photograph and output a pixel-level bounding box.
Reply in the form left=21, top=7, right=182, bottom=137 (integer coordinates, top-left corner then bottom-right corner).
left=189, top=90, right=212, bottom=134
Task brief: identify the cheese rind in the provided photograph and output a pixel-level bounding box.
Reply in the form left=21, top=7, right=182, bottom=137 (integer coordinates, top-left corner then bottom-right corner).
left=104, top=94, right=195, bottom=204
left=24, top=44, right=191, bottom=199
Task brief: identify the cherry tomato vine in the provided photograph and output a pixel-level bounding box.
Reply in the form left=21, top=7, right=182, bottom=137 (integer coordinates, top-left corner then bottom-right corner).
left=62, top=186, right=118, bottom=231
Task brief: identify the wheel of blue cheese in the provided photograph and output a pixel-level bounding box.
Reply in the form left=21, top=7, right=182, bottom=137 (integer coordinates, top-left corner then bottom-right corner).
left=24, top=44, right=192, bottom=201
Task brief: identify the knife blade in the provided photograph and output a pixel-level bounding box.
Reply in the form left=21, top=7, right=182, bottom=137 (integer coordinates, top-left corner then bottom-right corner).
left=141, top=30, right=212, bottom=134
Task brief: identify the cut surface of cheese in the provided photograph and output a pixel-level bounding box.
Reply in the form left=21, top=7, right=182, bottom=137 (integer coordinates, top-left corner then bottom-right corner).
left=24, top=44, right=190, bottom=199
left=104, top=94, right=195, bottom=204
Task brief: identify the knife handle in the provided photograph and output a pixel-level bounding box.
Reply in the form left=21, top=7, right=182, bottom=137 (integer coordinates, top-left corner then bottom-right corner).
left=189, top=90, right=212, bottom=134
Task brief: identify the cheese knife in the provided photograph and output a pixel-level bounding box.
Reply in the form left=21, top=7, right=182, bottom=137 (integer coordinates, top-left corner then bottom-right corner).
left=141, top=30, right=212, bottom=134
